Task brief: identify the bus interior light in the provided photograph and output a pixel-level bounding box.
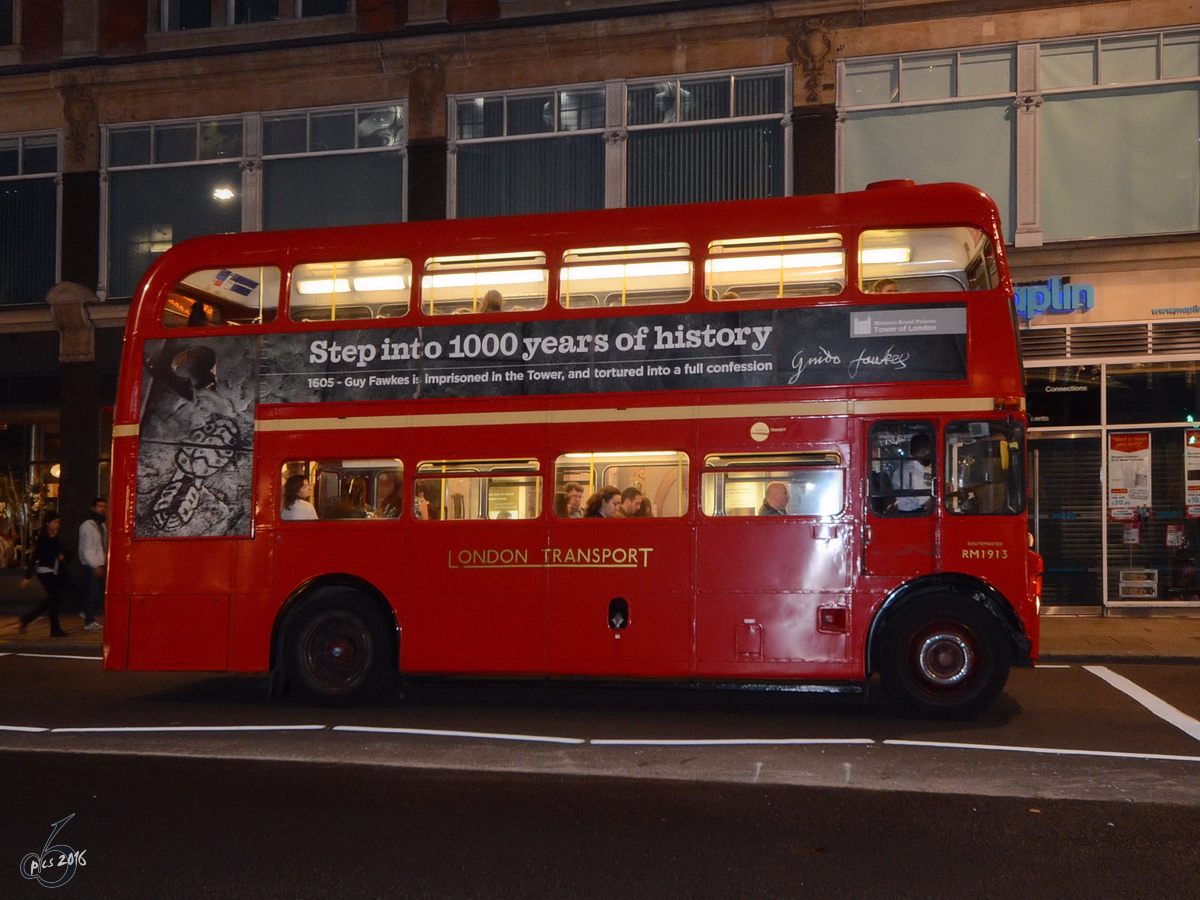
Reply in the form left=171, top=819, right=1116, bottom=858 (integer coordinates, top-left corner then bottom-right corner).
left=707, top=253, right=844, bottom=273
left=860, top=248, right=912, bottom=264
left=351, top=276, right=409, bottom=292
left=296, top=279, right=350, bottom=294
left=565, top=262, right=691, bottom=281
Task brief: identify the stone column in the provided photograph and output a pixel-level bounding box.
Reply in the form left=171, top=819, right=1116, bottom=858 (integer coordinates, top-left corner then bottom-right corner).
left=46, top=282, right=100, bottom=553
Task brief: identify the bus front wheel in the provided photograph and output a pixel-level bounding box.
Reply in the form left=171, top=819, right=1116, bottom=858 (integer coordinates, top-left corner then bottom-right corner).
left=282, top=592, right=391, bottom=703
left=879, top=596, right=1009, bottom=718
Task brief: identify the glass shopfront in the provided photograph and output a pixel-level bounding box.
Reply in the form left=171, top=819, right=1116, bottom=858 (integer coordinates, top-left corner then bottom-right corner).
left=1028, top=361, right=1200, bottom=609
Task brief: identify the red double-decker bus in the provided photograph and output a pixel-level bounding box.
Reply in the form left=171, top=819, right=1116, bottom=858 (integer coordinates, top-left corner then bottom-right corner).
left=105, top=180, right=1040, bottom=716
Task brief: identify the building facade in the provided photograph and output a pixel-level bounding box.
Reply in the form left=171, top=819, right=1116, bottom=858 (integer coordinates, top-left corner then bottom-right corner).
left=1, top=0, right=1198, bottom=610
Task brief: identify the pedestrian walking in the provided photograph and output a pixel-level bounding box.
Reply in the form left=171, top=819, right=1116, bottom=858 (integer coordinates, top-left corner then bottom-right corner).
left=19, top=513, right=68, bottom=637
left=78, top=497, right=108, bottom=631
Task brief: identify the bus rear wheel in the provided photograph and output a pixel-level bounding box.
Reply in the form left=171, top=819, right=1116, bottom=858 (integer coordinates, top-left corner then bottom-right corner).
left=879, top=596, right=1009, bottom=718
left=282, top=592, right=391, bottom=703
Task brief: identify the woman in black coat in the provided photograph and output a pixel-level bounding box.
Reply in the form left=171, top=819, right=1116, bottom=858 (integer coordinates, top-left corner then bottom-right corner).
left=19, top=513, right=68, bottom=637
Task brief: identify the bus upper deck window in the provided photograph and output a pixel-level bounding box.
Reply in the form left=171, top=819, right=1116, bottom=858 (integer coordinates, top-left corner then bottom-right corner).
left=701, top=452, right=844, bottom=517
left=421, top=252, right=548, bottom=316
left=560, top=244, right=691, bottom=309
left=280, top=459, right=404, bottom=521
left=290, top=258, right=411, bottom=322
left=859, top=227, right=998, bottom=294
left=161, top=267, right=281, bottom=327
left=553, top=451, right=690, bottom=517
left=705, top=234, right=844, bottom=302
left=414, top=459, right=542, bottom=520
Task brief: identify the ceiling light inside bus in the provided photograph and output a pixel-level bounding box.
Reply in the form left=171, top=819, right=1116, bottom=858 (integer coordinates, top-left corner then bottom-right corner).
left=561, top=451, right=682, bottom=459
left=352, top=276, right=408, bottom=292
left=707, top=253, right=843, bottom=273
left=565, top=261, right=691, bottom=281
left=861, top=248, right=911, bottom=264
left=212, top=187, right=235, bottom=200
left=422, top=270, right=545, bottom=289
left=296, top=278, right=350, bottom=294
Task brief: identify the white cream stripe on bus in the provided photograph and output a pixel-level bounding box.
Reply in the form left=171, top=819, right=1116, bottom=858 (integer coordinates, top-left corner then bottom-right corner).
left=113, top=396, right=1006, bottom=438
left=252, top=396, right=1004, bottom=434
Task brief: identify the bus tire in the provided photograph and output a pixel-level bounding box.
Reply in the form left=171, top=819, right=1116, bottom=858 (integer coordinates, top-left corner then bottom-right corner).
left=282, top=592, right=391, bottom=703
left=879, top=595, right=1009, bottom=718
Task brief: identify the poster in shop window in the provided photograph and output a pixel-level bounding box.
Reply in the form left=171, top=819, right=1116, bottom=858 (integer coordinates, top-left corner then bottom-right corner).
left=1186, top=430, right=1200, bottom=518
left=1108, top=432, right=1151, bottom=520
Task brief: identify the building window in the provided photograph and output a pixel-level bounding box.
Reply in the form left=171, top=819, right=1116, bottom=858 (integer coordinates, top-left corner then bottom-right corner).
left=1, top=0, right=14, bottom=45
left=234, top=0, right=279, bottom=23
left=840, top=49, right=1017, bottom=242
left=298, top=0, right=350, bottom=16
left=840, top=28, right=1200, bottom=245
left=262, top=104, right=405, bottom=231
left=103, top=103, right=406, bottom=299
left=162, top=0, right=212, bottom=30
left=626, top=71, right=788, bottom=207
left=449, top=66, right=791, bottom=218
left=0, top=132, right=59, bottom=307
left=1039, top=32, right=1200, bottom=241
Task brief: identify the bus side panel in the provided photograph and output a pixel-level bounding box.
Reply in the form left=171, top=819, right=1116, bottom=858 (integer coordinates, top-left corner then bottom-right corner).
left=694, top=525, right=854, bottom=678
left=402, top=423, right=550, bottom=675
left=545, top=421, right=696, bottom=677
left=545, top=518, right=694, bottom=677
left=126, top=539, right=235, bottom=670
left=103, top=434, right=139, bottom=670
left=694, top=419, right=856, bottom=678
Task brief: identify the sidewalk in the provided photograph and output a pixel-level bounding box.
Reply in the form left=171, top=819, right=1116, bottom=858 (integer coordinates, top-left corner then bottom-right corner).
left=2, top=568, right=1199, bottom=661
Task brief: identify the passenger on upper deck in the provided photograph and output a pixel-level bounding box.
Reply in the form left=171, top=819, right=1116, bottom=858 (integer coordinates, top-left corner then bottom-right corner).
left=480, top=290, right=503, bottom=313
left=331, top=477, right=369, bottom=519
left=281, top=475, right=318, bottom=521
left=758, top=482, right=789, bottom=516
left=375, top=471, right=404, bottom=519
left=869, top=278, right=898, bottom=294
left=563, top=482, right=585, bottom=518
left=584, top=486, right=621, bottom=518
left=614, top=486, right=643, bottom=518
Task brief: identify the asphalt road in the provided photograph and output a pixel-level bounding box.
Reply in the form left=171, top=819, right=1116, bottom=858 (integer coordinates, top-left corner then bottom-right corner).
left=2, top=655, right=1199, bottom=898
left=4, top=751, right=1199, bottom=899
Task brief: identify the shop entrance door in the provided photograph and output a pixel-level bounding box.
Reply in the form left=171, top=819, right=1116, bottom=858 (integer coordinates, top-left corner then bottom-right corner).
left=1030, top=434, right=1103, bottom=610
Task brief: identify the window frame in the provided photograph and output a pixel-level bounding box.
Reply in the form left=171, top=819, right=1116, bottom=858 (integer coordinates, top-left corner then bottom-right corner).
left=100, top=102, right=407, bottom=301
left=0, top=130, right=62, bottom=308
left=447, top=65, right=793, bottom=218
left=701, top=452, right=845, bottom=518
left=837, top=26, right=1200, bottom=246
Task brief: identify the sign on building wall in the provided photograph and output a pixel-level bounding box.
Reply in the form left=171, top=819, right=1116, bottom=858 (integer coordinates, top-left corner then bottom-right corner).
left=1186, top=430, right=1200, bottom=518
left=1109, top=432, right=1152, bottom=520
left=1017, top=267, right=1200, bottom=327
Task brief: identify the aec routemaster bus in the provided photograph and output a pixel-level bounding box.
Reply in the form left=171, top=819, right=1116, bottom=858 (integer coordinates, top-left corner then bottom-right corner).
left=104, top=180, right=1041, bottom=717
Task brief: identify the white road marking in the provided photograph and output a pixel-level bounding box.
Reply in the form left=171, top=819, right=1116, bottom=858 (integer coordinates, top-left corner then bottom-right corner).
left=1036, top=664, right=1071, bottom=668
left=1084, top=665, right=1200, bottom=743
left=50, top=725, right=327, bottom=733
left=0, top=725, right=48, bottom=732
left=15, top=653, right=102, bottom=661
left=334, top=725, right=586, bottom=744
left=590, top=737, right=875, bottom=746
left=885, top=739, right=1200, bottom=763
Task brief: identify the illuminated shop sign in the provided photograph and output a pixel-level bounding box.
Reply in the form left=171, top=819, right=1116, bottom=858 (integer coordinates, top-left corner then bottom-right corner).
left=1014, top=277, right=1095, bottom=321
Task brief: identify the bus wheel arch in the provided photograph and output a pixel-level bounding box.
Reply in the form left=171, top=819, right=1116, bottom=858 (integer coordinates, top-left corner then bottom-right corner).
left=273, top=576, right=399, bottom=703
left=867, top=577, right=1026, bottom=718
